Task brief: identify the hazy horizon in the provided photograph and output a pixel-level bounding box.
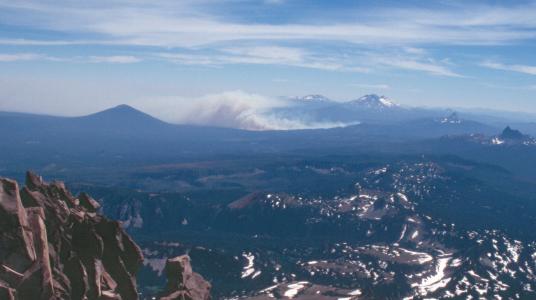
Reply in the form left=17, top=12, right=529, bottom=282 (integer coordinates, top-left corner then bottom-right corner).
left=2, top=0, right=536, bottom=121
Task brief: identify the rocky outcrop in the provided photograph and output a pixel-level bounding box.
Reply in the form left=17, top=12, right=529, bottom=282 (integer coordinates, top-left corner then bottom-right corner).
left=160, top=255, right=211, bottom=300
left=0, top=172, right=211, bottom=300
left=0, top=172, right=143, bottom=299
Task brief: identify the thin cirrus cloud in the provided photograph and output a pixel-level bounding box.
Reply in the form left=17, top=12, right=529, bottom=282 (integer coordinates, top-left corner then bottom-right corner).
left=155, top=46, right=459, bottom=76
left=0, top=1, right=536, bottom=79
left=0, top=53, right=141, bottom=64
left=0, top=47, right=458, bottom=77
left=376, top=58, right=463, bottom=78
left=88, top=56, right=141, bottom=64
left=0, top=53, right=43, bottom=62
left=1, top=1, right=536, bottom=48
left=350, top=83, right=390, bottom=90
left=156, top=46, right=357, bottom=72
left=0, top=53, right=71, bottom=63
left=264, top=0, right=286, bottom=4
left=481, top=61, right=536, bottom=75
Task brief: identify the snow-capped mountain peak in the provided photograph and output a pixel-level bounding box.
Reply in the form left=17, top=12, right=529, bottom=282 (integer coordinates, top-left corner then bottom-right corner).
left=293, top=94, right=332, bottom=103
left=491, top=127, right=536, bottom=146
left=350, top=94, right=399, bottom=109
left=439, top=112, right=462, bottom=124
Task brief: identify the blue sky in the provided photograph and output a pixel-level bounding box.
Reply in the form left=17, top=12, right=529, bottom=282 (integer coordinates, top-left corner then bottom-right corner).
left=1, top=0, right=536, bottom=119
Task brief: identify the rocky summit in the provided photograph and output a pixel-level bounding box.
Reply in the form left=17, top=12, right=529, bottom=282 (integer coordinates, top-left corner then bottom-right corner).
left=0, top=172, right=211, bottom=300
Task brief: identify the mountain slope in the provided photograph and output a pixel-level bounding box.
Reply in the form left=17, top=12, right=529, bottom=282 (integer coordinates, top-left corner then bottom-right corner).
left=290, top=94, right=333, bottom=104
left=345, top=94, right=400, bottom=110
left=91, top=155, right=536, bottom=299
left=74, top=104, right=170, bottom=132
left=0, top=105, right=253, bottom=169
left=290, top=94, right=444, bottom=124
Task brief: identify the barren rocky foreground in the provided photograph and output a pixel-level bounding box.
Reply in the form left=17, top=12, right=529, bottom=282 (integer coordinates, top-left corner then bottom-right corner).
left=0, top=172, right=211, bottom=300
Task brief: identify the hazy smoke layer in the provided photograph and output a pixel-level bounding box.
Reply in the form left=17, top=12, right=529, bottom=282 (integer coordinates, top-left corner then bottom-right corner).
left=133, top=90, right=355, bottom=130
left=0, top=77, right=355, bottom=130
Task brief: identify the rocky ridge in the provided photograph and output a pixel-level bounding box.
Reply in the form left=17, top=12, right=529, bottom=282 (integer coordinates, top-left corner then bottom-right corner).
left=0, top=172, right=210, bottom=300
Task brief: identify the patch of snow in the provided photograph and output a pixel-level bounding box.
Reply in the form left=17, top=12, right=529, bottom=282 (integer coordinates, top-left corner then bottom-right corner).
left=284, top=281, right=308, bottom=299
left=241, top=252, right=257, bottom=278
left=373, top=167, right=388, bottom=174
left=261, top=284, right=278, bottom=292
left=348, top=289, right=362, bottom=296
left=397, top=193, right=409, bottom=202
left=399, top=248, right=434, bottom=264
left=252, top=270, right=262, bottom=279
left=411, top=255, right=452, bottom=296
left=398, top=224, right=407, bottom=242
left=450, top=258, right=462, bottom=267
left=491, top=137, right=504, bottom=145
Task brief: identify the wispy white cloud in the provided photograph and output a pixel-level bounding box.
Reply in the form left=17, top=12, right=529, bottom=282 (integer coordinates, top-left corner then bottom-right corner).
left=0, top=47, right=458, bottom=77
left=0, top=38, right=119, bottom=46
left=88, top=55, right=141, bottom=63
left=350, top=83, right=390, bottom=90
left=480, top=82, right=536, bottom=90
left=156, top=46, right=364, bottom=72
left=403, top=47, right=427, bottom=55
left=481, top=61, right=536, bottom=75
left=361, top=51, right=462, bottom=77
left=3, top=1, right=536, bottom=81
left=0, top=52, right=141, bottom=64
left=1, top=1, right=536, bottom=48
left=222, top=46, right=305, bottom=63
left=157, top=46, right=456, bottom=76
left=264, top=0, right=285, bottom=5
left=0, top=53, right=43, bottom=62
left=0, top=52, right=70, bottom=63
left=376, top=58, right=463, bottom=77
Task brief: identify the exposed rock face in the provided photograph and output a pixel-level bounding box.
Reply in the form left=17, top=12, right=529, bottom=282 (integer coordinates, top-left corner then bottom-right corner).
left=160, top=255, right=211, bottom=300
left=0, top=172, right=144, bottom=299
left=0, top=172, right=211, bottom=300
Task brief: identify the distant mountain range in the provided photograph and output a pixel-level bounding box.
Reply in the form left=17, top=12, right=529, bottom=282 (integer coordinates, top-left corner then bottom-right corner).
left=345, top=94, right=400, bottom=109
left=291, top=94, right=332, bottom=103
left=290, top=94, right=399, bottom=110
left=441, top=126, right=536, bottom=146
left=0, top=101, right=506, bottom=149
left=278, top=94, right=536, bottom=132
left=276, top=94, right=458, bottom=125
left=2, top=93, right=534, bottom=133
left=1, top=100, right=535, bottom=176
